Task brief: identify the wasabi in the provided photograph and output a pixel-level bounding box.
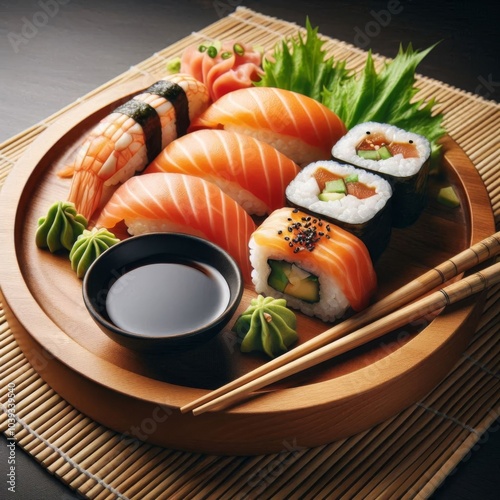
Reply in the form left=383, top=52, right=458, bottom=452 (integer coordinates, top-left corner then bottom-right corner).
left=35, top=201, right=87, bottom=252
left=233, top=295, right=298, bottom=358
left=69, top=227, right=119, bottom=278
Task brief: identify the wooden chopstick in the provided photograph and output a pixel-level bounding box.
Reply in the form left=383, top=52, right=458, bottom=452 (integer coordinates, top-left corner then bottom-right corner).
left=191, top=261, right=500, bottom=414
left=181, top=232, right=500, bottom=414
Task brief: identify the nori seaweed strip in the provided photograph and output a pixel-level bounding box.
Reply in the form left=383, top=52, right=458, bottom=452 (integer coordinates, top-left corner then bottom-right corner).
left=114, top=100, right=161, bottom=163
left=145, top=80, right=190, bottom=137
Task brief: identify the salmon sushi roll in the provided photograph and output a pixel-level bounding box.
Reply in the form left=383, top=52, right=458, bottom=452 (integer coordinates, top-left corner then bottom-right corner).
left=249, top=207, right=377, bottom=321
left=331, top=122, right=431, bottom=227
left=285, top=160, right=393, bottom=261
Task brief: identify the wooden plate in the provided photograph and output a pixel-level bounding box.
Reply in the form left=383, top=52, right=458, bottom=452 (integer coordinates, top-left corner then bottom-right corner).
left=0, top=78, right=495, bottom=455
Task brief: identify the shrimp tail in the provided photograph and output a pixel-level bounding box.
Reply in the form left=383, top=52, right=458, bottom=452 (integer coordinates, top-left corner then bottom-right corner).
left=57, top=164, right=75, bottom=178
left=67, top=169, right=104, bottom=221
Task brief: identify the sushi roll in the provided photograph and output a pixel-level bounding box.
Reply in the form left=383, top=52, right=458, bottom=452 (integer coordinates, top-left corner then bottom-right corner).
left=285, top=161, right=393, bottom=262
left=249, top=207, right=377, bottom=322
left=331, top=122, right=431, bottom=228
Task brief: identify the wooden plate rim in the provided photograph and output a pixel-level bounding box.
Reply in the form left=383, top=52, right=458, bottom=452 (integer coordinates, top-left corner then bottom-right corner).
left=0, top=79, right=495, bottom=415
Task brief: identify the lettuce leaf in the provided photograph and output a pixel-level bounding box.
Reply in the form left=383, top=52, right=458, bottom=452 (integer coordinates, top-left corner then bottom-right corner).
left=256, top=21, right=446, bottom=166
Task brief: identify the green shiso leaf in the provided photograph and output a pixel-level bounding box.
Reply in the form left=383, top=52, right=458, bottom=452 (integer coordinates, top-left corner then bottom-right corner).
left=323, top=43, right=446, bottom=164
left=256, top=21, right=446, bottom=167
left=255, top=17, right=351, bottom=102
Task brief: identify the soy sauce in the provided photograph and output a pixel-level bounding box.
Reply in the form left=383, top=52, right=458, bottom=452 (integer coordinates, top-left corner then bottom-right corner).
left=105, top=261, right=230, bottom=336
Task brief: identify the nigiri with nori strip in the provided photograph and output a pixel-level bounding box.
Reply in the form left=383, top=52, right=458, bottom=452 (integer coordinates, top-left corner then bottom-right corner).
left=249, top=207, right=377, bottom=321
left=94, top=172, right=256, bottom=283
left=189, top=87, right=346, bottom=166
left=145, top=129, right=300, bottom=215
left=60, top=74, right=210, bottom=221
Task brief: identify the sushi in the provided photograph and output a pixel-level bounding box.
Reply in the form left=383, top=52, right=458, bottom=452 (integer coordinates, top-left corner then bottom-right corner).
left=95, top=172, right=256, bottom=282
left=145, top=129, right=300, bottom=216
left=189, top=87, right=346, bottom=166
left=331, top=122, right=431, bottom=228
left=61, top=74, right=210, bottom=221
left=249, top=207, right=377, bottom=321
left=285, top=160, right=393, bottom=261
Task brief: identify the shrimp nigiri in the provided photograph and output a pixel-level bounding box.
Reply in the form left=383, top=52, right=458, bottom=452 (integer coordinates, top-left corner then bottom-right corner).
left=61, top=74, right=210, bottom=221
left=95, top=173, right=256, bottom=282
left=189, top=87, right=347, bottom=166
left=145, top=129, right=300, bottom=215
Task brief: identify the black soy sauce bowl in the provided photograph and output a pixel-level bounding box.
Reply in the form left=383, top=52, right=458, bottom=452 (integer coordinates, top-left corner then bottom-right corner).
left=82, top=232, right=244, bottom=352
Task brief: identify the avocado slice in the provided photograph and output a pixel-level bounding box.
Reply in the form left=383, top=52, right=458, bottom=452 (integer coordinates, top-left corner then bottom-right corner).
left=324, top=179, right=346, bottom=194
left=267, top=260, right=320, bottom=303
left=344, top=173, right=359, bottom=183
left=267, top=259, right=291, bottom=293
left=357, top=145, right=393, bottom=160
left=377, top=145, right=392, bottom=159
left=437, top=186, right=460, bottom=208
left=318, top=192, right=346, bottom=202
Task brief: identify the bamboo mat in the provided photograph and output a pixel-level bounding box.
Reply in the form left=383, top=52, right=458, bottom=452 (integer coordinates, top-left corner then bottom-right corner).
left=1, top=6, right=499, bottom=499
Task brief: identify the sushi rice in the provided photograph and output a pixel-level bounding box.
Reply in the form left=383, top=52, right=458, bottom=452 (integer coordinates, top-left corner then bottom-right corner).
left=332, top=122, right=431, bottom=228
left=332, top=122, right=431, bottom=178
left=286, top=160, right=392, bottom=225
left=250, top=241, right=350, bottom=322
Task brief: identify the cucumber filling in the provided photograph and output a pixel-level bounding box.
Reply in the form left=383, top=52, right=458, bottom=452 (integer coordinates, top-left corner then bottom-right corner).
left=356, top=144, right=392, bottom=160
left=267, top=259, right=320, bottom=303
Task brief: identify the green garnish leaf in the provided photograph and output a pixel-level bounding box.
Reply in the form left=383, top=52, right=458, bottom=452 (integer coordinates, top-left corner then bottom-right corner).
left=255, top=17, right=351, bottom=102
left=323, top=43, right=445, bottom=165
left=256, top=20, right=446, bottom=168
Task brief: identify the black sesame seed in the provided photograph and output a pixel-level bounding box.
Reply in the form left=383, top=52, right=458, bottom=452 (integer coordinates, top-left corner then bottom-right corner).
left=409, top=140, right=414, bottom=144
left=277, top=230, right=282, bottom=235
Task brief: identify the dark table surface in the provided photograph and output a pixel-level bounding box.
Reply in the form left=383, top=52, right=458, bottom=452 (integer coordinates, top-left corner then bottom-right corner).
left=1, top=1, right=499, bottom=498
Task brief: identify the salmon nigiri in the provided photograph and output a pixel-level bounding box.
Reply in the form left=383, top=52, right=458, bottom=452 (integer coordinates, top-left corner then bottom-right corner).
left=145, top=129, right=300, bottom=215
left=95, top=173, right=256, bottom=282
left=189, top=87, right=347, bottom=166
left=249, top=207, right=377, bottom=321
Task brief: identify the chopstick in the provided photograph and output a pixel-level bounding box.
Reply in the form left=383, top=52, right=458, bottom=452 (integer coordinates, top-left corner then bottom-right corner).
left=191, top=261, right=500, bottom=414
left=181, top=232, right=500, bottom=415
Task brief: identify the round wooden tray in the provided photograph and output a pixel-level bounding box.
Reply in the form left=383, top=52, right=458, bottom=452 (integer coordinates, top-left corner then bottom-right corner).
left=0, top=78, right=495, bottom=455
